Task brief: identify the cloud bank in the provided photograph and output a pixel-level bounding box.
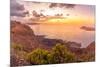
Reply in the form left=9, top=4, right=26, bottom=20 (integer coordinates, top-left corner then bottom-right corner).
left=49, top=3, right=75, bottom=8
left=10, top=0, right=28, bottom=17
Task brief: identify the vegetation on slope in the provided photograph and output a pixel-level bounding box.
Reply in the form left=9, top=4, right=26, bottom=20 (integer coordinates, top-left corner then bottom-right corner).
left=27, top=44, right=76, bottom=65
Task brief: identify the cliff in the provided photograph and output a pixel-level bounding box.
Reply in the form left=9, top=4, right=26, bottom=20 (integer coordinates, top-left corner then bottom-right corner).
left=11, top=21, right=40, bottom=52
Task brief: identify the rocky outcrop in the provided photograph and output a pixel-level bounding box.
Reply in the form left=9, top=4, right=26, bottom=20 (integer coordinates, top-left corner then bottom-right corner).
left=11, top=21, right=40, bottom=52
left=10, top=49, right=30, bottom=66
left=85, top=41, right=95, bottom=55
left=66, top=42, right=81, bottom=48
left=86, top=41, right=95, bottom=52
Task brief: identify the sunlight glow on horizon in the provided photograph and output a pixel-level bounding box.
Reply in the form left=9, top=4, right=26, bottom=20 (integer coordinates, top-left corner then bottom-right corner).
left=36, top=16, right=95, bottom=26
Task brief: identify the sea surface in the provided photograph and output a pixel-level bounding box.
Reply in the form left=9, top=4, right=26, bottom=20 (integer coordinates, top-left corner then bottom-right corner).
left=29, top=24, right=95, bottom=48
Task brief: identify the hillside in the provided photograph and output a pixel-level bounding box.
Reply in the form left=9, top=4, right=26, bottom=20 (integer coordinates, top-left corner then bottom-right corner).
left=11, top=21, right=51, bottom=66
left=86, top=41, right=95, bottom=53
left=11, top=21, right=42, bottom=52
left=10, top=21, right=95, bottom=66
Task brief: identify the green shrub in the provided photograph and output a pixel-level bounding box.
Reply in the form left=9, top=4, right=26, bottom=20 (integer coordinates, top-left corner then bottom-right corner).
left=12, top=43, right=24, bottom=51
left=27, top=48, right=49, bottom=64
left=50, top=43, right=75, bottom=63
left=27, top=43, right=76, bottom=64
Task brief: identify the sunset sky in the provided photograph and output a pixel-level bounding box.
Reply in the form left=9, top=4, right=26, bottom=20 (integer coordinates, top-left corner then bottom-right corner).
left=11, top=0, right=95, bottom=26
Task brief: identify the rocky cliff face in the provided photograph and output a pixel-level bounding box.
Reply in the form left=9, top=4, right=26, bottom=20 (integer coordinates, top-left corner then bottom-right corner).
left=11, top=21, right=40, bottom=52
left=86, top=41, right=95, bottom=52
left=85, top=41, right=95, bottom=58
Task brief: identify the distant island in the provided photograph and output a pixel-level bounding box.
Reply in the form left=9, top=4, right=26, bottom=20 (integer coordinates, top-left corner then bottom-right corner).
left=80, top=26, right=95, bottom=31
